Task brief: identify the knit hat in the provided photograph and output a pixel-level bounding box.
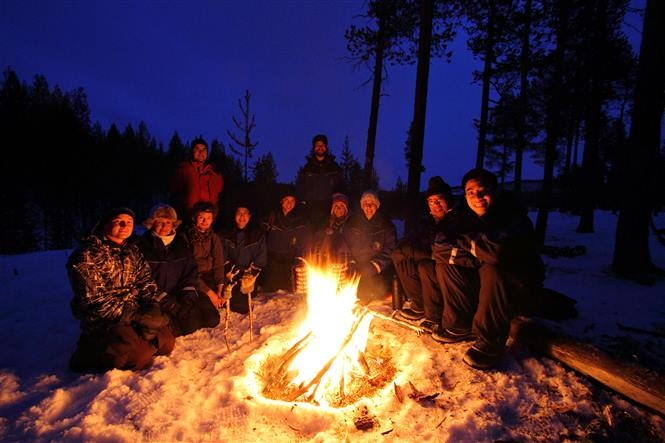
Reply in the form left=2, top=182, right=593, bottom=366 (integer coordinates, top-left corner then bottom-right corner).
left=280, top=185, right=297, bottom=201
left=425, top=176, right=454, bottom=207
left=360, top=190, right=380, bottom=208
left=312, top=134, right=328, bottom=148
left=191, top=200, right=218, bottom=219
left=94, top=207, right=136, bottom=235
left=143, top=204, right=181, bottom=229
left=461, top=168, right=498, bottom=191
left=330, top=193, right=349, bottom=214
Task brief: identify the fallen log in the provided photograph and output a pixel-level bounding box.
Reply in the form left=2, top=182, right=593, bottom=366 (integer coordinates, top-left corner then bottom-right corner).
left=511, top=316, right=665, bottom=416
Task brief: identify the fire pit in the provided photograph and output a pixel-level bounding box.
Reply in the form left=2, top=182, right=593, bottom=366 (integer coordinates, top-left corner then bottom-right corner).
left=260, top=262, right=396, bottom=408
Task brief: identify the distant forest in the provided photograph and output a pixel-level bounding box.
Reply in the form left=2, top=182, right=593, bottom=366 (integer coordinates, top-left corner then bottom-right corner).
left=1, top=0, right=664, bottom=273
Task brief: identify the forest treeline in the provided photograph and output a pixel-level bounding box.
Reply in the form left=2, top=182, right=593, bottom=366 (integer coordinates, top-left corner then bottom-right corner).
left=0, top=69, right=375, bottom=253
left=1, top=0, right=664, bottom=277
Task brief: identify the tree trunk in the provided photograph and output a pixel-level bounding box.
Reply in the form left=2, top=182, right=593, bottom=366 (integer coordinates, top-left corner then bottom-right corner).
left=513, top=0, right=532, bottom=195
left=535, top=0, right=568, bottom=246
left=612, top=0, right=665, bottom=277
left=576, top=0, right=608, bottom=234
left=475, top=1, right=495, bottom=170
left=511, top=317, right=665, bottom=416
left=405, top=0, right=434, bottom=233
left=364, top=17, right=386, bottom=190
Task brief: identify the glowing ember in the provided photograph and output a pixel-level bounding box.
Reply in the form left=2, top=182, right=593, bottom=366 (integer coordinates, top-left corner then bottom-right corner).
left=261, top=262, right=393, bottom=407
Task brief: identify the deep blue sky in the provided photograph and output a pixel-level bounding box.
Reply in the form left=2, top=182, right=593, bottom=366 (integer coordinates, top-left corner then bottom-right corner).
left=0, top=1, right=645, bottom=189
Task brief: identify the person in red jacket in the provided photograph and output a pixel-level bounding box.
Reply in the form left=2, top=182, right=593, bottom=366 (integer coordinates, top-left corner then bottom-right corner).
left=170, top=137, right=224, bottom=219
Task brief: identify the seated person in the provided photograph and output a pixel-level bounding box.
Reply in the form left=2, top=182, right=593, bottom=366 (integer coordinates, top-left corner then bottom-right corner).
left=392, top=176, right=454, bottom=324
left=219, top=202, right=267, bottom=314
left=137, top=204, right=220, bottom=337
left=344, top=190, right=397, bottom=304
left=433, top=168, right=545, bottom=370
left=185, top=201, right=227, bottom=311
left=260, top=187, right=311, bottom=293
left=67, top=207, right=174, bottom=372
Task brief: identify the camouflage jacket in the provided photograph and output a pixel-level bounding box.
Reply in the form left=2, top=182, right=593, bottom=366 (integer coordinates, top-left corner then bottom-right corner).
left=67, top=234, right=161, bottom=332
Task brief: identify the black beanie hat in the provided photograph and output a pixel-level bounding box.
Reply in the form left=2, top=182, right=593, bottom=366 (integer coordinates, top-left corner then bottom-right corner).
left=425, top=176, right=454, bottom=207
left=461, top=168, right=498, bottom=191
left=94, top=207, right=135, bottom=235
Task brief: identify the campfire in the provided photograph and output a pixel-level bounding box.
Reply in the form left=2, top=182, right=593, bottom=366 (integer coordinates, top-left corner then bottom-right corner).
left=261, top=261, right=395, bottom=408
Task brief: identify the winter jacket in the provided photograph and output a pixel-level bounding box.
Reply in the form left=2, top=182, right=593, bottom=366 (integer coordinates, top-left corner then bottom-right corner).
left=311, top=212, right=351, bottom=264
left=67, top=234, right=161, bottom=333
left=394, top=213, right=444, bottom=265
left=184, top=226, right=226, bottom=294
left=344, top=211, right=397, bottom=273
left=136, top=231, right=198, bottom=295
left=295, top=155, right=343, bottom=205
left=443, top=192, right=545, bottom=287
left=262, top=208, right=311, bottom=258
left=170, top=160, right=224, bottom=217
left=431, top=206, right=480, bottom=268
left=219, top=223, right=267, bottom=273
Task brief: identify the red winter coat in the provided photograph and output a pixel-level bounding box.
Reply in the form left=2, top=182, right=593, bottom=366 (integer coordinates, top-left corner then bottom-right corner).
left=170, top=161, right=224, bottom=217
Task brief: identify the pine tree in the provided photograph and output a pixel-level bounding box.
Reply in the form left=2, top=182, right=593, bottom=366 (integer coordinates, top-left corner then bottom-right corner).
left=227, top=90, right=259, bottom=182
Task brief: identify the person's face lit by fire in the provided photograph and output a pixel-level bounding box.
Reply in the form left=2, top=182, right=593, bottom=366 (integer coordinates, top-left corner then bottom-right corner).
left=361, top=200, right=378, bottom=220
left=465, top=178, right=494, bottom=217
left=281, top=196, right=296, bottom=216
left=331, top=201, right=348, bottom=219
left=235, top=207, right=251, bottom=230
left=104, top=214, right=134, bottom=244
left=192, top=143, right=208, bottom=164
left=427, top=194, right=449, bottom=221
left=195, top=211, right=214, bottom=232
left=152, top=218, right=175, bottom=236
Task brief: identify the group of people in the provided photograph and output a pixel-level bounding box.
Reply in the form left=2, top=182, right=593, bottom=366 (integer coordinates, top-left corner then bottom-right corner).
left=67, top=133, right=545, bottom=373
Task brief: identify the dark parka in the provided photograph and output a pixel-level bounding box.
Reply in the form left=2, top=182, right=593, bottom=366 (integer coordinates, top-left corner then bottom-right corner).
left=295, top=154, right=343, bottom=230
left=344, top=211, right=397, bottom=273
left=185, top=225, right=226, bottom=295
left=137, top=231, right=198, bottom=295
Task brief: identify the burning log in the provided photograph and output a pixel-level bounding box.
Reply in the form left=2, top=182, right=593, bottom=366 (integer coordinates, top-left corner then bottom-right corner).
left=511, top=316, right=665, bottom=416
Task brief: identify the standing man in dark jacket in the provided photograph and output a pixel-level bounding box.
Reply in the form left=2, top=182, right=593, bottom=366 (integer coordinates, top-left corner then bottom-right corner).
left=67, top=208, right=175, bottom=372
left=434, top=168, right=545, bottom=370
left=344, top=190, right=397, bottom=304
left=295, top=134, right=343, bottom=231
left=137, top=204, right=220, bottom=337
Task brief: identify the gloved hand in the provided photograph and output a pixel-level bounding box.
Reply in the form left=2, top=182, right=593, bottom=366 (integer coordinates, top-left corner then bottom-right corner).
left=160, top=292, right=180, bottom=314
left=223, top=281, right=236, bottom=300
left=359, top=262, right=379, bottom=279
left=240, top=272, right=258, bottom=295
left=181, top=289, right=199, bottom=305
left=225, top=264, right=240, bottom=283
left=135, top=302, right=169, bottom=341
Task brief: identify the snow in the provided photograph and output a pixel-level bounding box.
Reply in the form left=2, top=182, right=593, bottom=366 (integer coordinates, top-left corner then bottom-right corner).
left=1, top=210, right=665, bottom=442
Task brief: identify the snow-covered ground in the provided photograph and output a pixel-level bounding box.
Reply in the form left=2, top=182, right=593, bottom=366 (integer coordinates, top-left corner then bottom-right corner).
left=1, top=210, right=664, bottom=442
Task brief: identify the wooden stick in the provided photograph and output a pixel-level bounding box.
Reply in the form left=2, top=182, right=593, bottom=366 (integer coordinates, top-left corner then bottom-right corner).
left=369, top=309, right=427, bottom=334
left=286, top=309, right=370, bottom=402
left=248, top=291, right=254, bottom=342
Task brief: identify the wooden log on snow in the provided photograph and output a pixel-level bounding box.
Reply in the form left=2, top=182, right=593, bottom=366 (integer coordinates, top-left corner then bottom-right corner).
left=511, top=316, right=665, bottom=417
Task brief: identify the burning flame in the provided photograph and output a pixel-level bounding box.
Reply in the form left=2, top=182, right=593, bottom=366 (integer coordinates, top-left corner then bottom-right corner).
left=264, top=263, right=373, bottom=406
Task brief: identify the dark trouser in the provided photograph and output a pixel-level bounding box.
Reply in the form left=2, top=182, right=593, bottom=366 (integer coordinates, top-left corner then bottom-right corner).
left=392, top=257, right=422, bottom=311
left=260, top=252, right=295, bottom=292
left=169, top=295, right=220, bottom=337
left=437, top=263, right=515, bottom=349
left=70, top=322, right=175, bottom=373
left=419, top=259, right=442, bottom=323
left=229, top=285, right=258, bottom=314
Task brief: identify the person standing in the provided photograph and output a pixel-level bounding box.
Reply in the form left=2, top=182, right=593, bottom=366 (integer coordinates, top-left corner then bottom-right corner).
left=67, top=208, right=175, bottom=372
left=137, top=204, right=220, bottom=337
left=295, top=134, right=343, bottom=231
left=434, top=168, right=545, bottom=369
left=170, top=137, right=224, bottom=219
left=344, top=190, right=397, bottom=304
